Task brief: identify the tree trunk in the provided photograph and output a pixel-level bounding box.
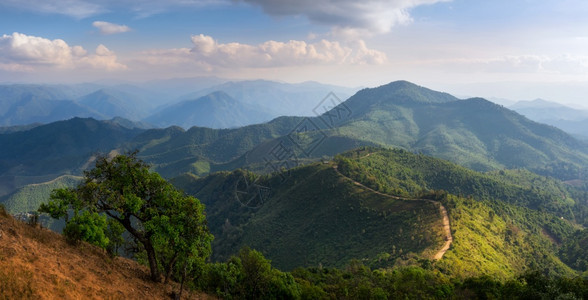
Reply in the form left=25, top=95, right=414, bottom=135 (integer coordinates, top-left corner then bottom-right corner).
left=164, top=251, right=179, bottom=284
left=178, top=259, right=188, bottom=300
left=144, top=241, right=161, bottom=282
left=113, top=215, right=161, bottom=282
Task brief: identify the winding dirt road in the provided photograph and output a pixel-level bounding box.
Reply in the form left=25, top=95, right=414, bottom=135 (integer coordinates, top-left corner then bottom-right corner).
left=333, top=164, right=453, bottom=261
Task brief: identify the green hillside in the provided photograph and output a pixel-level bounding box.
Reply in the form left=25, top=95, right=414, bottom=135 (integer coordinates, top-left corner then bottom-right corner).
left=173, top=147, right=584, bottom=278
left=335, top=147, right=585, bottom=276
left=173, top=165, right=447, bottom=271
left=3, top=80, right=586, bottom=192
left=336, top=147, right=584, bottom=224
left=328, top=83, right=588, bottom=178
left=0, top=175, right=81, bottom=213
left=0, top=117, right=144, bottom=178
left=125, top=81, right=588, bottom=184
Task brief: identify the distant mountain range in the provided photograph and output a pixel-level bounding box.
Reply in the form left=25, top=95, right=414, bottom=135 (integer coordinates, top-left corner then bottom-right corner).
left=177, top=79, right=358, bottom=117
left=125, top=81, right=588, bottom=181
left=0, top=79, right=357, bottom=129
left=145, top=91, right=273, bottom=129
left=2, top=80, right=588, bottom=201
left=508, top=99, right=588, bottom=140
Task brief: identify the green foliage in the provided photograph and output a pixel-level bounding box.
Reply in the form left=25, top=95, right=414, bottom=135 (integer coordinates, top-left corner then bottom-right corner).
left=38, top=152, right=213, bottom=284
left=105, top=218, right=125, bottom=256
left=62, top=211, right=108, bottom=248
left=39, top=188, right=78, bottom=221
left=336, top=147, right=579, bottom=221
left=292, top=262, right=454, bottom=299
left=200, top=260, right=242, bottom=298
left=175, top=146, right=587, bottom=278
left=201, top=254, right=588, bottom=300
left=199, top=247, right=301, bottom=299
left=176, top=164, right=446, bottom=270
left=329, top=147, right=583, bottom=277
left=437, top=195, right=575, bottom=278
left=560, top=229, right=588, bottom=272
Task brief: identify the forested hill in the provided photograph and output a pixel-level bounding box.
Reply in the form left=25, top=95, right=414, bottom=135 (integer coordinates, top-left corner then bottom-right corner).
left=2, top=80, right=588, bottom=199
left=316, top=81, right=588, bottom=178
left=172, top=146, right=586, bottom=278
left=0, top=117, right=145, bottom=198
left=131, top=80, right=588, bottom=181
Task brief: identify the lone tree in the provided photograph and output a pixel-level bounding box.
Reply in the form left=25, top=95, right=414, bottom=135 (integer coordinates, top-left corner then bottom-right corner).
left=39, top=152, right=213, bottom=283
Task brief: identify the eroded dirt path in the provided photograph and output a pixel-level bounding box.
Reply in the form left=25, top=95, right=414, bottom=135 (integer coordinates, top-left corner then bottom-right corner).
left=333, top=164, right=453, bottom=261
left=432, top=204, right=452, bottom=260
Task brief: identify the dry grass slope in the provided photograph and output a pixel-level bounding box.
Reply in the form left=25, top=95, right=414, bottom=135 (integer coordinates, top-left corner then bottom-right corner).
left=0, top=207, right=211, bottom=300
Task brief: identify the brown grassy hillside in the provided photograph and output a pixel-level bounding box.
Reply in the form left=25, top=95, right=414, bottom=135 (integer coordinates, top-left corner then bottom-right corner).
left=0, top=207, right=211, bottom=300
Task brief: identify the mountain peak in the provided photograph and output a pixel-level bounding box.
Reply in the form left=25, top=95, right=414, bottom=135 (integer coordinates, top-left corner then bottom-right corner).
left=340, top=80, right=460, bottom=117
left=360, top=80, right=459, bottom=104
left=145, top=91, right=272, bottom=129
left=379, top=80, right=418, bottom=88
left=510, top=98, right=567, bottom=109
left=199, top=90, right=233, bottom=101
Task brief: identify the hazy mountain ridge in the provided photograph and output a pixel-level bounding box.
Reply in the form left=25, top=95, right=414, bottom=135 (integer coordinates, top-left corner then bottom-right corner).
left=0, top=79, right=357, bottom=129
left=145, top=91, right=274, bottom=129
left=509, top=98, right=588, bottom=140
left=78, top=88, right=153, bottom=120
left=3, top=80, right=586, bottom=190
left=177, top=79, right=358, bottom=117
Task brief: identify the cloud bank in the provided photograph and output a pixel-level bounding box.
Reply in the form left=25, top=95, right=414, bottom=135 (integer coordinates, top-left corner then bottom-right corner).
left=0, top=32, right=127, bottom=71
left=138, top=34, right=387, bottom=69
left=1, top=0, right=448, bottom=33
left=239, top=0, right=451, bottom=33
left=93, top=21, right=131, bottom=35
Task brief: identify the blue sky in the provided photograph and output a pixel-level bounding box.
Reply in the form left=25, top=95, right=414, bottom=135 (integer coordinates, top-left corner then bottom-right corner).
left=2, top=0, right=588, bottom=105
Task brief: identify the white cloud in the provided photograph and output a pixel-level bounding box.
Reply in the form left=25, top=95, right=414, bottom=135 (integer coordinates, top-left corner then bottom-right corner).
left=0, top=32, right=127, bottom=71
left=138, top=34, right=387, bottom=69
left=238, top=0, right=451, bottom=34
left=92, top=21, right=132, bottom=35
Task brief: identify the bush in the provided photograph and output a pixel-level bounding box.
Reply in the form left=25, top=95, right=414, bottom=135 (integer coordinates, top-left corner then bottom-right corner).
left=199, top=247, right=301, bottom=299
left=62, top=211, right=108, bottom=248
